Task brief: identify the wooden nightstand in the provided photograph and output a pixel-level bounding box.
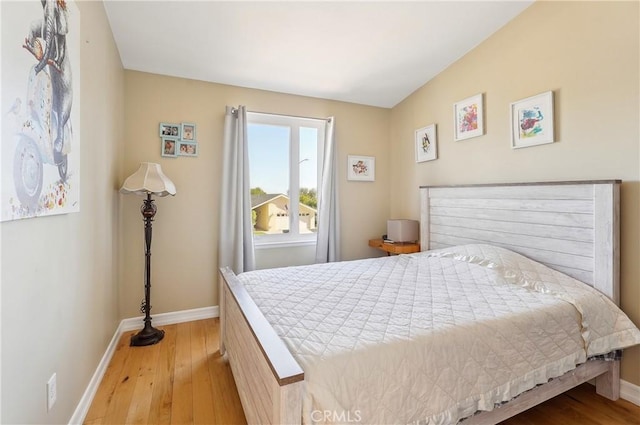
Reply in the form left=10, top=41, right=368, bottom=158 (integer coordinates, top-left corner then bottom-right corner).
left=368, top=238, right=420, bottom=255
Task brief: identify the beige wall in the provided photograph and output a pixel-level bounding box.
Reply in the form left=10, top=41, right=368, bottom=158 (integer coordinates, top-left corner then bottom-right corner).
left=121, top=71, right=390, bottom=318
left=3, top=2, right=636, bottom=421
left=1, top=1, right=124, bottom=423
left=390, top=1, right=640, bottom=385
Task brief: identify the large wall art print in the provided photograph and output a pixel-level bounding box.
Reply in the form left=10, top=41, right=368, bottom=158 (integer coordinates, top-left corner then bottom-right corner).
left=1, top=0, right=81, bottom=221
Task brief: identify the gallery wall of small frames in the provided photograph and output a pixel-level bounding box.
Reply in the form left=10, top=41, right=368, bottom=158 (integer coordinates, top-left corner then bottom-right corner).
left=414, top=90, right=555, bottom=164
left=159, top=122, right=198, bottom=158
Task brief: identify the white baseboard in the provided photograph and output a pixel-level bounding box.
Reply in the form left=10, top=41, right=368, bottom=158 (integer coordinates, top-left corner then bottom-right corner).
left=67, top=320, right=124, bottom=424
left=68, top=306, right=219, bottom=424
left=120, top=305, right=220, bottom=331
left=621, top=379, right=640, bottom=407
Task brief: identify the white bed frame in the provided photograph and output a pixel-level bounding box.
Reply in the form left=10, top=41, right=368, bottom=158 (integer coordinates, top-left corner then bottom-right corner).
left=219, top=180, right=621, bottom=425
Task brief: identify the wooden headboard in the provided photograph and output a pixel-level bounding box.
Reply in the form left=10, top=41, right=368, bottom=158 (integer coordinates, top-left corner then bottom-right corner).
left=419, top=181, right=620, bottom=304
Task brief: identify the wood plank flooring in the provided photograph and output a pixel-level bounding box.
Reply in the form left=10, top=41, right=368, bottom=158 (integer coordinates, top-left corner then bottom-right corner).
left=85, top=318, right=640, bottom=424
left=499, top=383, right=640, bottom=425
left=84, top=318, right=245, bottom=425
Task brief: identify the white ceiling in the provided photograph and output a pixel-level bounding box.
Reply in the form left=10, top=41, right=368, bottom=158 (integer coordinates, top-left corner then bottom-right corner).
left=104, top=1, right=533, bottom=108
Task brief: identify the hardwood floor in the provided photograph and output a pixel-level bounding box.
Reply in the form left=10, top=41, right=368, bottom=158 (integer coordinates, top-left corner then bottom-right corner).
left=84, top=318, right=245, bottom=425
left=85, top=318, right=640, bottom=424
left=499, top=383, right=640, bottom=425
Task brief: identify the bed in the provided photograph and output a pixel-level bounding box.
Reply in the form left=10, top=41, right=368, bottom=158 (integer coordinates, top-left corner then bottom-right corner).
left=218, top=180, right=640, bottom=424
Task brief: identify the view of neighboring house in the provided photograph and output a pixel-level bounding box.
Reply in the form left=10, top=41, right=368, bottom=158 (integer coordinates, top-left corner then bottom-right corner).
left=251, top=193, right=317, bottom=234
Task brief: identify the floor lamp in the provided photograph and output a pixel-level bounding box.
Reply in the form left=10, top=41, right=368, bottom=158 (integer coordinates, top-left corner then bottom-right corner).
left=120, top=162, right=176, bottom=346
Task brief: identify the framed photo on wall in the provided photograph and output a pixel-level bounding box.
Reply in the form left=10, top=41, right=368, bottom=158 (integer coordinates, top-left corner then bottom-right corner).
left=178, top=141, right=198, bottom=157
left=347, top=155, right=375, bottom=181
left=181, top=122, right=196, bottom=141
left=415, top=124, right=437, bottom=162
left=159, top=122, right=181, bottom=138
left=453, top=93, right=484, bottom=141
left=161, top=137, right=177, bottom=157
left=510, top=91, right=554, bottom=149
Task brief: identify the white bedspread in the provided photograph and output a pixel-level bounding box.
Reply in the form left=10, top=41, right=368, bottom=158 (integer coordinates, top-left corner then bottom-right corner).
left=238, top=244, right=640, bottom=424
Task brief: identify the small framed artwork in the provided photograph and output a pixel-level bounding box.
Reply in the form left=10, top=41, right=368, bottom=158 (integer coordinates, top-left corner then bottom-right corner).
left=415, top=124, right=437, bottom=163
left=159, top=122, right=181, bottom=138
left=178, top=141, right=198, bottom=157
left=453, top=93, right=484, bottom=141
left=161, top=138, right=177, bottom=157
left=510, top=91, right=554, bottom=149
left=181, top=122, right=196, bottom=141
left=347, top=155, right=375, bottom=181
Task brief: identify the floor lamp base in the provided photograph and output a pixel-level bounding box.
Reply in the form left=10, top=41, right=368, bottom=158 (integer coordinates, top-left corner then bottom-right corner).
left=130, top=325, right=165, bottom=346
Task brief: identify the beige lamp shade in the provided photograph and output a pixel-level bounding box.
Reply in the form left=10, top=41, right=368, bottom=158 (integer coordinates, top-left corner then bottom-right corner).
left=120, top=162, right=176, bottom=197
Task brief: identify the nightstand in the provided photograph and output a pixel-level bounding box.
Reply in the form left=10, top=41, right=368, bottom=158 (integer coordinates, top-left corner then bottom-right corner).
left=368, top=238, right=420, bottom=255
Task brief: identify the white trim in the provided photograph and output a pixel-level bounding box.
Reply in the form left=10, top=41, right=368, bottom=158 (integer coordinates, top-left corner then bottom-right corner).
left=621, top=379, right=640, bottom=407
left=247, top=111, right=325, bottom=242
left=68, top=306, right=219, bottom=424
left=120, top=306, right=219, bottom=331
left=67, top=321, right=124, bottom=424
left=254, top=239, right=317, bottom=250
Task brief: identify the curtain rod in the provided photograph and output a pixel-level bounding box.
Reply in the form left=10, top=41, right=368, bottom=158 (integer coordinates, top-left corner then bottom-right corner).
left=230, top=107, right=331, bottom=122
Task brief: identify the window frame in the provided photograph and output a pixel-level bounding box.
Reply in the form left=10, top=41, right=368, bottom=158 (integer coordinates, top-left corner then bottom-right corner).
left=247, top=112, right=325, bottom=248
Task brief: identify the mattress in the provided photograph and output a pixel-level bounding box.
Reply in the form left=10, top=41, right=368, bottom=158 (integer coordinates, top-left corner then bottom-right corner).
left=237, top=244, right=640, bottom=424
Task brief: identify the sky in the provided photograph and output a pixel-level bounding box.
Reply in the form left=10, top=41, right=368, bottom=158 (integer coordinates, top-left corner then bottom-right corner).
left=248, top=123, right=318, bottom=195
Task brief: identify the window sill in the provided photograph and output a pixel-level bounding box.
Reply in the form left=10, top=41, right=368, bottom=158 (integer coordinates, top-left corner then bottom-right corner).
left=254, top=239, right=317, bottom=250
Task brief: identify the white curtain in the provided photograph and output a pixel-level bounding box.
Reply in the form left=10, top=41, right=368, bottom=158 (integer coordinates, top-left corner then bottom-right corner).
left=218, top=105, right=255, bottom=273
left=315, top=117, right=341, bottom=263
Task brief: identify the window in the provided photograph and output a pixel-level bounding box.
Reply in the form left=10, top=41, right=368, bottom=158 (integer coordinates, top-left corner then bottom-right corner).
left=247, top=112, right=325, bottom=247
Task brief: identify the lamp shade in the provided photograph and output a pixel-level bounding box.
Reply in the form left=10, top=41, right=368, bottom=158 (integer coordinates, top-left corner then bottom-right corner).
left=120, top=162, right=176, bottom=197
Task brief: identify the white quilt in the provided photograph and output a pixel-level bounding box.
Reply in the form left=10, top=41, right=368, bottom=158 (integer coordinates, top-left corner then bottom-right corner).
left=238, top=244, right=640, bottom=424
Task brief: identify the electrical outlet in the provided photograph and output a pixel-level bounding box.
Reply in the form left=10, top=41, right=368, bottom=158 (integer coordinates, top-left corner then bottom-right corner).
left=47, top=373, right=57, bottom=411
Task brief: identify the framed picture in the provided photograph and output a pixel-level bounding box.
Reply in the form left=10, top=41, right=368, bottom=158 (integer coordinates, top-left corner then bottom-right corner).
left=347, top=155, right=375, bottom=181
left=453, top=93, right=484, bottom=141
left=1, top=0, right=81, bottom=221
left=415, top=124, right=437, bottom=163
left=161, top=137, right=178, bottom=157
left=159, top=122, right=181, bottom=138
left=181, top=122, right=196, bottom=141
left=178, top=141, right=198, bottom=157
left=510, top=91, right=554, bottom=149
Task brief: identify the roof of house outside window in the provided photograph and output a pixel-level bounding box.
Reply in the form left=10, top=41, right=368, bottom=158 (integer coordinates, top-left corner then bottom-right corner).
left=251, top=193, right=317, bottom=213
left=251, top=193, right=283, bottom=209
